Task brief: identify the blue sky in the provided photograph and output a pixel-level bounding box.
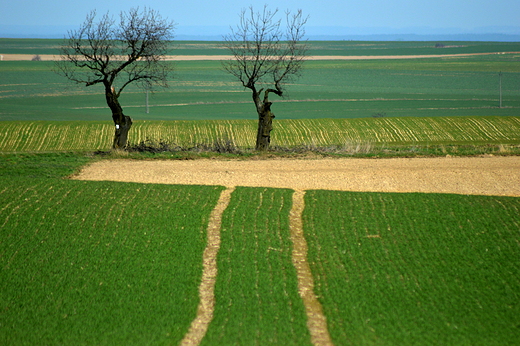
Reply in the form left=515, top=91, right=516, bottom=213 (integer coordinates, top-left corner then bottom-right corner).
left=1, top=0, right=519, bottom=37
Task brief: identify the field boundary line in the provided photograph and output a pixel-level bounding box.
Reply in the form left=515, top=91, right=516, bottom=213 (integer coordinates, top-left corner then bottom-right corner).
left=180, top=186, right=235, bottom=346
left=290, top=189, right=334, bottom=346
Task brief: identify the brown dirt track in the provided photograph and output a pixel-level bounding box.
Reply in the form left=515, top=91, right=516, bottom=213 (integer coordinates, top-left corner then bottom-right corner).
left=74, top=156, right=520, bottom=197
left=3, top=52, right=519, bottom=61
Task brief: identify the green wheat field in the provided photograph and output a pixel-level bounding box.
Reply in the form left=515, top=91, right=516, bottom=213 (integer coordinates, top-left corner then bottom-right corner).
left=1, top=39, right=519, bottom=345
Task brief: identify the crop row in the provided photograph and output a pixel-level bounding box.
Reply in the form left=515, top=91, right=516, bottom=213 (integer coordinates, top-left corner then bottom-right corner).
left=304, top=190, right=520, bottom=345
left=0, top=176, right=223, bottom=345
left=1, top=116, right=520, bottom=152
left=2, top=172, right=519, bottom=344
left=1, top=153, right=519, bottom=344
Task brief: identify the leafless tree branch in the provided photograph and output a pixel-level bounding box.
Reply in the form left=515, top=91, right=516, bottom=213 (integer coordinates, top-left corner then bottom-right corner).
left=54, top=7, right=175, bottom=149
left=222, top=6, right=308, bottom=96
left=55, top=7, right=175, bottom=95
left=222, top=5, right=308, bottom=150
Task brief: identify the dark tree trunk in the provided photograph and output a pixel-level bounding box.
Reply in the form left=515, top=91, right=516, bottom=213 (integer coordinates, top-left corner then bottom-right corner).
left=256, top=102, right=274, bottom=151
left=254, top=89, right=280, bottom=151
left=112, top=115, right=133, bottom=149
left=106, top=86, right=133, bottom=149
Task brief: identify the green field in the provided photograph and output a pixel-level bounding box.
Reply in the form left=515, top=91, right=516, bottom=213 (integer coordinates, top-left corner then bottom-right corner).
left=304, top=190, right=520, bottom=345
left=1, top=116, right=520, bottom=153
left=1, top=40, right=519, bottom=121
left=2, top=38, right=520, bottom=56
left=0, top=154, right=223, bottom=344
left=201, top=187, right=311, bottom=345
left=1, top=39, right=520, bottom=345
left=1, top=58, right=519, bottom=121
left=1, top=154, right=519, bottom=345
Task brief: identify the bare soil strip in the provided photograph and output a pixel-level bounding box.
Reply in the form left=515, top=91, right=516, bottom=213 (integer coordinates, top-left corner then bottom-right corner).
left=73, top=157, right=520, bottom=197
left=3, top=52, right=519, bottom=61
left=290, top=190, right=333, bottom=346
left=180, top=187, right=235, bottom=346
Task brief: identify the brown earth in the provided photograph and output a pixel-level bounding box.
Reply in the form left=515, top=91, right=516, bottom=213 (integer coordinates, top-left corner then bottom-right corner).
left=73, top=156, right=520, bottom=196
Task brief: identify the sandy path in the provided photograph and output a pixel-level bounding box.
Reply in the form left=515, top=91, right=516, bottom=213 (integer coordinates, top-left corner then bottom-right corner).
left=180, top=187, right=234, bottom=346
left=74, top=156, right=520, bottom=197
left=290, top=190, right=333, bottom=345
left=2, top=52, right=519, bottom=61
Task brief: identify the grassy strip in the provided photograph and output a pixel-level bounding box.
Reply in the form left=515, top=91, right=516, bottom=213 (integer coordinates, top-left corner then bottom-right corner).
left=303, top=190, right=520, bottom=345
left=201, top=187, right=312, bottom=345
left=0, top=154, right=224, bottom=345
left=0, top=152, right=92, bottom=179
left=1, top=116, right=520, bottom=154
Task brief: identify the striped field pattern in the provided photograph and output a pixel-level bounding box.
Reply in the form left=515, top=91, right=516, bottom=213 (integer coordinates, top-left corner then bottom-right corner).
left=1, top=116, right=520, bottom=152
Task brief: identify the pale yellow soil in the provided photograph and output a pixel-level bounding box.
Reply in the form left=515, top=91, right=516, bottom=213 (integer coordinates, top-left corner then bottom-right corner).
left=2, top=52, right=519, bottom=61
left=289, top=189, right=333, bottom=345
left=180, top=187, right=235, bottom=346
left=73, top=156, right=520, bottom=196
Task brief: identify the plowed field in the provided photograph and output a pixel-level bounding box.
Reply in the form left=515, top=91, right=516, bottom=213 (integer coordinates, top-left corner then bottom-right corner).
left=74, top=156, right=520, bottom=196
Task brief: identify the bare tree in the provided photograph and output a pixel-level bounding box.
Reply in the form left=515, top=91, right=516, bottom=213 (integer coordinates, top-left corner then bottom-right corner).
left=223, top=6, right=308, bottom=150
left=55, top=8, right=174, bottom=149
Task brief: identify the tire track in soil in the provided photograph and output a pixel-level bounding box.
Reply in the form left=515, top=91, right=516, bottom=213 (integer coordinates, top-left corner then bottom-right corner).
left=181, top=187, right=332, bottom=345
left=290, top=189, right=334, bottom=346
left=180, top=187, right=235, bottom=346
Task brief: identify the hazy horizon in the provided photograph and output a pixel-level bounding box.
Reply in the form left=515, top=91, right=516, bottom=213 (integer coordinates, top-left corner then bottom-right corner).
left=1, top=0, right=519, bottom=41
left=1, top=24, right=520, bottom=42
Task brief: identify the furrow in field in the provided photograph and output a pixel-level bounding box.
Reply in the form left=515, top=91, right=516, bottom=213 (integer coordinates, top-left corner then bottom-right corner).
left=428, top=118, right=456, bottom=142
left=449, top=118, right=474, bottom=141
left=180, top=186, right=235, bottom=346
left=1, top=116, right=520, bottom=152
left=473, top=117, right=505, bottom=141
left=19, top=123, right=34, bottom=151
left=409, top=118, right=440, bottom=142
left=338, top=119, right=362, bottom=143
left=393, top=118, right=419, bottom=142
left=36, top=124, right=51, bottom=151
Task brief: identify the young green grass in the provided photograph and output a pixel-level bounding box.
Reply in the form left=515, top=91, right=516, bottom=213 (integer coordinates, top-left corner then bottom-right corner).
left=303, top=190, right=520, bottom=345
left=201, top=187, right=312, bottom=345
left=1, top=152, right=519, bottom=344
left=1, top=51, right=519, bottom=121
left=0, top=152, right=91, bottom=178
left=0, top=154, right=225, bottom=345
